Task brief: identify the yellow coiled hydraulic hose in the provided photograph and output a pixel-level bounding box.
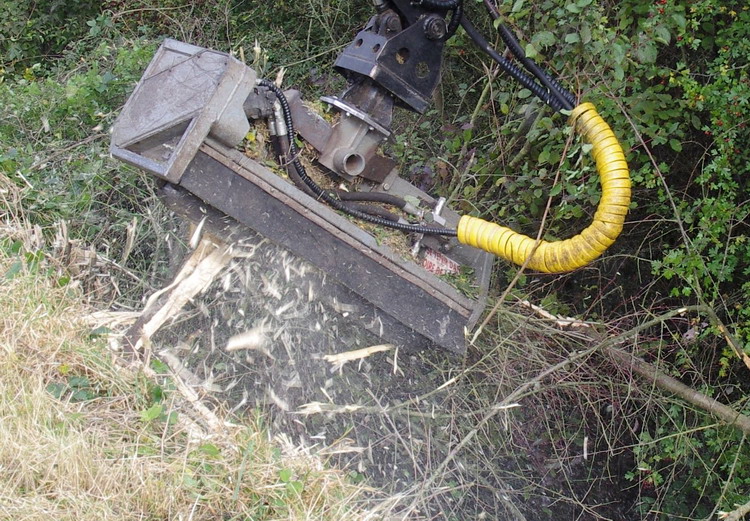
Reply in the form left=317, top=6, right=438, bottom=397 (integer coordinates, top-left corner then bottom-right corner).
left=456, top=103, right=630, bottom=273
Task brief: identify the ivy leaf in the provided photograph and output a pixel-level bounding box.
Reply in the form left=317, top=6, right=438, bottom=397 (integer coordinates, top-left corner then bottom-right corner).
left=533, top=31, right=556, bottom=49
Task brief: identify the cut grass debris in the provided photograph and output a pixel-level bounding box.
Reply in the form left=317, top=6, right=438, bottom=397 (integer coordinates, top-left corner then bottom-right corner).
left=0, top=250, right=368, bottom=521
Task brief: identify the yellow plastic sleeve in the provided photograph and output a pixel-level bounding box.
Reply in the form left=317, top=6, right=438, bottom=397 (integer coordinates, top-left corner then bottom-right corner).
left=456, top=103, right=630, bottom=273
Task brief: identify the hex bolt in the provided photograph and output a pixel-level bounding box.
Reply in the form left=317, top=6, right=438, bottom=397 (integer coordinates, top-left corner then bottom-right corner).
left=384, top=13, right=402, bottom=33
left=423, top=16, right=447, bottom=41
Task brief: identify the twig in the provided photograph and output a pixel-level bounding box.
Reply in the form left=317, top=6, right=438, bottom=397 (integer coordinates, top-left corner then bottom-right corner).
left=511, top=304, right=750, bottom=435
left=518, top=298, right=594, bottom=329
left=399, top=403, right=522, bottom=519
left=447, top=64, right=499, bottom=204
left=708, top=434, right=747, bottom=520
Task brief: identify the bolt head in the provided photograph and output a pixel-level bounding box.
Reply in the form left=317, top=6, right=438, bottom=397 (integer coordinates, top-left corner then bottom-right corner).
left=424, top=16, right=447, bottom=40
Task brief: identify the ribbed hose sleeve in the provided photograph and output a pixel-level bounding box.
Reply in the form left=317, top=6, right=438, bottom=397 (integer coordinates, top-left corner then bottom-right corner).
left=456, top=103, right=630, bottom=273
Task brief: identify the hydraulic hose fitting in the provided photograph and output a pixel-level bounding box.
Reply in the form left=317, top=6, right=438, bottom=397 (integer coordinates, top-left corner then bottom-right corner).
left=456, top=103, right=631, bottom=273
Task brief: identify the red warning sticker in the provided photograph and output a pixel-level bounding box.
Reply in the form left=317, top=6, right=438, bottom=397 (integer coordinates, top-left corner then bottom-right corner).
left=422, top=248, right=461, bottom=275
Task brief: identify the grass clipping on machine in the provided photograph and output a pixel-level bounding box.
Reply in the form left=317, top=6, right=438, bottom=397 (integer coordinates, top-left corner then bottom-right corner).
left=0, top=252, right=368, bottom=521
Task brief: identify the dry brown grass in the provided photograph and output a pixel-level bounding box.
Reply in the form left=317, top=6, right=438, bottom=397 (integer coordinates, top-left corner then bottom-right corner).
left=0, top=250, right=368, bottom=521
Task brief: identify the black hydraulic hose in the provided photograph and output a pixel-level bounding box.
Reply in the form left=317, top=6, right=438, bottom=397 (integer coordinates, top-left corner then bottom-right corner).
left=496, top=24, right=575, bottom=109
left=445, top=0, right=463, bottom=39
left=479, top=1, right=575, bottom=107
left=341, top=202, right=401, bottom=222
left=417, top=0, right=460, bottom=8
left=460, top=17, right=566, bottom=112
left=271, top=135, right=317, bottom=198
left=336, top=190, right=409, bottom=209
left=258, top=79, right=457, bottom=237
left=482, top=0, right=501, bottom=19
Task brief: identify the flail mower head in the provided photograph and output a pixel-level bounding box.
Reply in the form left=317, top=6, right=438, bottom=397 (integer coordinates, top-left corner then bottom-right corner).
left=111, top=1, right=630, bottom=354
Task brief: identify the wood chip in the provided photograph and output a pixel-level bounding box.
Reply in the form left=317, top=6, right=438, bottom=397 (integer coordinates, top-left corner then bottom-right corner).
left=323, top=344, right=394, bottom=372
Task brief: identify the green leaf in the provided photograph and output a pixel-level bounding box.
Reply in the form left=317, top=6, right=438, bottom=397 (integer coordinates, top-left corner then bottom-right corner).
left=511, top=0, right=525, bottom=13
left=279, top=468, right=293, bottom=483
left=613, top=64, right=625, bottom=82
left=149, top=383, right=164, bottom=403
left=533, top=31, right=555, bottom=49
left=140, top=403, right=163, bottom=422
left=636, top=42, right=658, bottom=64
left=68, top=376, right=90, bottom=389
left=672, top=13, right=687, bottom=30
left=71, top=389, right=95, bottom=402
left=46, top=382, right=67, bottom=399
left=566, top=2, right=583, bottom=14
left=538, top=148, right=550, bottom=165
left=150, top=358, right=169, bottom=374
left=654, top=25, right=671, bottom=45
left=89, top=326, right=111, bottom=338
left=286, top=480, right=303, bottom=495
left=669, top=139, right=683, bottom=152
left=199, top=443, right=222, bottom=458
left=564, top=33, right=580, bottom=44
left=580, top=23, right=592, bottom=45
left=5, top=260, right=23, bottom=279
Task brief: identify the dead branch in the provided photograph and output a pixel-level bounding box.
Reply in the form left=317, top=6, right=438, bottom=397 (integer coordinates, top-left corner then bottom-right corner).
left=721, top=499, right=750, bottom=521
left=605, top=346, right=750, bottom=436
left=515, top=301, right=750, bottom=436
